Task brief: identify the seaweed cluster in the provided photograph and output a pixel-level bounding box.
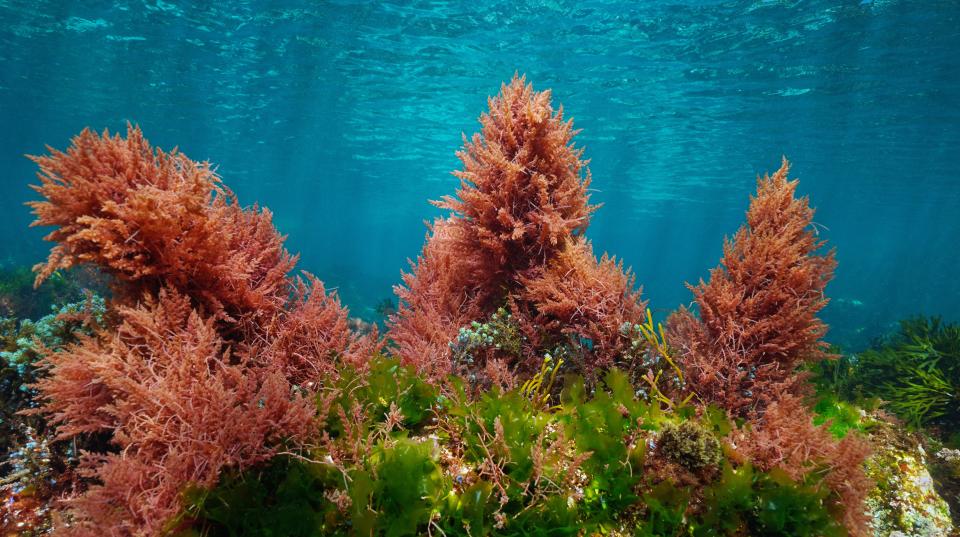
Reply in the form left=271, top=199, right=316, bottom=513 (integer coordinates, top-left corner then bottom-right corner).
left=182, top=356, right=848, bottom=537
left=1, top=296, right=105, bottom=535
left=389, top=75, right=645, bottom=386
left=0, top=75, right=889, bottom=536
left=834, top=316, right=959, bottom=432
left=812, top=316, right=960, bottom=531
left=23, top=125, right=378, bottom=534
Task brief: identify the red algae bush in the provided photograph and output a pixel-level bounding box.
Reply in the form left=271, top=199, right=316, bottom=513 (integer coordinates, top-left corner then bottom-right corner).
left=12, top=78, right=875, bottom=536
left=26, top=126, right=373, bottom=535
left=28, top=127, right=295, bottom=327
left=36, top=291, right=315, bottom=534
left=667, top=160, right=836, bottom=418
left=666, top=160, right=871, bottom=536
left=389, top=75, right=645, bottom=385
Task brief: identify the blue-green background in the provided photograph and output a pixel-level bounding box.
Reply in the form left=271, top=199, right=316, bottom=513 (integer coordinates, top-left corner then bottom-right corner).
left=1, top=0, right=957, bottom=349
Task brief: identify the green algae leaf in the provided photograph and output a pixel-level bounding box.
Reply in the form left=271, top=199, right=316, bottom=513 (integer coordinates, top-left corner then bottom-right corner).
left=694, top=463, right=755, bottom=536
left=635, top=482, right=689, bottom=537
left=350, top=438, right=448, bottom=536
left=702, top=405, right=732, bottom=437
left=812, top=396, right=865, bottom=439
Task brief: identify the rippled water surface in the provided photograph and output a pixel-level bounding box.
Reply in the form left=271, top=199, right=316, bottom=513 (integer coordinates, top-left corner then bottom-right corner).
left=1, top=0, right=958, bottom=348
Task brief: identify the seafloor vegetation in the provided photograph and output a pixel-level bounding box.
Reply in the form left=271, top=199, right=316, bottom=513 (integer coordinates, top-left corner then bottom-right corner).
left=0, top=76, right=956, bottom=536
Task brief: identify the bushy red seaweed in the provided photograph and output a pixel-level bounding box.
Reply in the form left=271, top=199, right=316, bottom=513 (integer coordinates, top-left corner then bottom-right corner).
left=667, top=159, right=870, bottom=536
left=36, top=291, right=315, bottom=535
left=26, top=126, right=370, bottom=535
left=389, top=75, right=644, bottom=380
left=28, top=126, right=295, bottom=328
left=667, top=159, right=836, bottom=416
left=734, top=394, right=873, bottom=536
left=517, top=238, right=644, bottom=373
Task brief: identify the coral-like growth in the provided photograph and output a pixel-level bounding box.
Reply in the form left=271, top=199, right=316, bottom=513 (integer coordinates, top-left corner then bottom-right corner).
left=664, top=159, right=870, bottom=535
left=16, top=82, right=884, bottom=537
left=389, top=75, right=642, bottom=380
left=668, top=159, right=835, bottom=416
left=28, top=125, right=296, bottom=327
left=35, top=291, right=314, bottom=534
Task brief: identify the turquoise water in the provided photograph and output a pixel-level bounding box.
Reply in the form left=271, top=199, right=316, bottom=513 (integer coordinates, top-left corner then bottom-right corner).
left=0, top=0, right=957, bottom=350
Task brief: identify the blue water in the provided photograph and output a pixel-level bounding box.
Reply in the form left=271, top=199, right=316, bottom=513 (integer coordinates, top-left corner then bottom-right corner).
left=1, top=0, right=958, bottom=350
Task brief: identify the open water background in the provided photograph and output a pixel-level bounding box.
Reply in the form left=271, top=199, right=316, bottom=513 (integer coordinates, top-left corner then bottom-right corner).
left=1, top=0, right=958, bottom=349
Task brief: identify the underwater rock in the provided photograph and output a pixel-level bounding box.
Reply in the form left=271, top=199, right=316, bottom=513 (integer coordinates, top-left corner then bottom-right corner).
left=929, top=447, right=960, bottom=530
left=865, top=419, right=954, bottom=537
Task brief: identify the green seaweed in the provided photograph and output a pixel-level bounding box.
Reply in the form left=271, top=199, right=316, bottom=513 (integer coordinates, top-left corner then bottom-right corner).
left=823, top=316, right=960, bottom=431
left=181, top=356, right=848, bottom=536
left=811, top=395, right=866, bottom=439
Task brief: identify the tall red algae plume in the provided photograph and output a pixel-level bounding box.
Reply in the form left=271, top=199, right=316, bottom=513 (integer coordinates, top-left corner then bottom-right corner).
left=667, top=159, right=871, bottom=536
left=28, top=125, right=296, bottom=326
left=668, top=159, right=836, bottom=416
left=26, top=126, right=367, bottom=534
left=437, top=74, right=597, bottom=281
left=389, top=75, right=642, bottom=379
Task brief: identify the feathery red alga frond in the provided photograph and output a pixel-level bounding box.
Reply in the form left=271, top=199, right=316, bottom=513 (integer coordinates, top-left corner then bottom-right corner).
left=518, top=238, right=646, bottom=372
left=389, top=75, right=643, bottom=379
left=668, top=159, right=835, bottom=416
left=28, top=125, right=297, bottom=325
left=734, top=394, right=872, bottom=537
left=664, top=159, right=869, bottom=533
left=36, top=290, right=315, bottom=535
left=435, top=74, right=597, bottom=281
left=26, top=126, right=369, bottom=534
left=262, top=273, right=380, bottom=386
left=389, top=218, right=490, bottom=377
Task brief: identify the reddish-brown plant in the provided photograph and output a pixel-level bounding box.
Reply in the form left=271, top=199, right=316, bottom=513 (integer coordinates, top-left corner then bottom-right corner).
left=389, top=218, right=491, bottom=377
left=666, top=159, right=869, bottom=534
left=26, top=126, right=368, bottom=534
left=435, top=73, right=597, bottom=283
left=262, top=273, right=380, bottom=387
left=389, top=75, right=643, bottom=379
left=734, top=394, right=872, bottom=537
left=28, top=125, right=296, bottom=327
left=35, top=290, right=315, bottom=535
left=667, top=159, right=835, bottom=416
left=518, top=238, right=646, bottom=372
